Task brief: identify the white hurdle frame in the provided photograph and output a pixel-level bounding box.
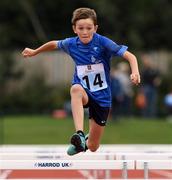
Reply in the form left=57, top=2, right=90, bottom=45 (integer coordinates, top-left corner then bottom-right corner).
left=2, top=144, right=172, bottom=153
left=116, top=153, right=172, bottom=179
left=136, top=160, right=172, bottom=179
left=115, top=153, right=172, bottom=160
left=1, top=149, right=172, bottom=179
left=0, top=160, right=135, bottom=179
left=0, top=152, right=116, bottom=179
left=0, top=152, right=116, bottom=160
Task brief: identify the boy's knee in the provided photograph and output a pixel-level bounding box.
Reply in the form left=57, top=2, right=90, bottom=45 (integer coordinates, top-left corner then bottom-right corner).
left=87, top=142, right=99, bottom=152
left=70, top=84, right=83, bottom=95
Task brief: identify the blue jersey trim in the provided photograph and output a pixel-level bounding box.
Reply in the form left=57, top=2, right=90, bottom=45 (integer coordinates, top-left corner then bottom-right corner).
left=117, top=45, right=128, bottom=56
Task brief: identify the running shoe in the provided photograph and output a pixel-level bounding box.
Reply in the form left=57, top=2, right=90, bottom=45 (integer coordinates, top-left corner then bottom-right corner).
left=67, top=132, right=86, bottom=156
left=67, top=144, right=78, bottom=156
left=85, top=133, right=89, bottom=141
left=85, top=133, right=89, bottom=151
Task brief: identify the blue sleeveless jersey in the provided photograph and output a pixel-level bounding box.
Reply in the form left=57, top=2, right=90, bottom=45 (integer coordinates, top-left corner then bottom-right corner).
left=58, top=33, right=128, bottom=107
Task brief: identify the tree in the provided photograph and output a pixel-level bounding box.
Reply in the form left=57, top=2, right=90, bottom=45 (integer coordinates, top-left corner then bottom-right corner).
left=1, top=0, right=172, bottom=50
left=0, top=52, right=24, bottom=111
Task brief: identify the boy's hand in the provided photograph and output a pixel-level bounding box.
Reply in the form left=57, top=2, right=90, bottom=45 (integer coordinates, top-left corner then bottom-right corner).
left=22, top=48, right=37, bottom=58
left=130, top=74, right=141, bottom=85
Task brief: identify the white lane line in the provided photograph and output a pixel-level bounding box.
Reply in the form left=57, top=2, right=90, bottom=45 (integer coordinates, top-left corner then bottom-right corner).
left=0, top=170, right=12, bottom=179
left=151, top=170, right=172, bottom=179
left=78, top=170, right=95, bottom=179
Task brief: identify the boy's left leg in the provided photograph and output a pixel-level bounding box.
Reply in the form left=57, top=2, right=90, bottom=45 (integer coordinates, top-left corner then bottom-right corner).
left=67, top=85, right=88, bottom=156
left=70, top=84, right=88, bottom=131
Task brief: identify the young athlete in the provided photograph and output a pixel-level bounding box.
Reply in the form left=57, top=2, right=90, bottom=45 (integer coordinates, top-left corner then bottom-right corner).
left=22, top=7, right=140, bottom=155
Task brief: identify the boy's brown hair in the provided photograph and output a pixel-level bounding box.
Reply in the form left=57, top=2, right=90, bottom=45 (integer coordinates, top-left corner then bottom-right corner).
left=71, top=8, right=97, bottom=26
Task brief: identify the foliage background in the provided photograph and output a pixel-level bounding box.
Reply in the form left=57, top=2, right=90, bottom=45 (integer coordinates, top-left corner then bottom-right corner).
left=0, top=0, right=172, bottom=114
left=1, top=0, right=172, bottom=51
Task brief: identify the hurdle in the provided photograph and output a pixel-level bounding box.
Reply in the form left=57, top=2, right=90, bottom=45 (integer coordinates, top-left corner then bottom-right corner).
left=3, top=152, right=172, bottom=160
left=115, top=153, right=172, bottom=179
left=136, top=160, right=172, bottom=179
left=2, top=144, right=172, bottom=153
left=1, top=145, right=172, bottom=179
left=115, top=153, right=172, bottom=160
left=0, top=152, right=116, bottom=179
left=0, top=152, right=116, bottom=160
left=2, top=151, right=172, bottom=160
left=0, top=152, right=115, bottom=179
left=0, top=160, right=135, bottom=179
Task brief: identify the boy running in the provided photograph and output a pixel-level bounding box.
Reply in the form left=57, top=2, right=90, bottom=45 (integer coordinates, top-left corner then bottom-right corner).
left=22, top=7, right=140, bottom=155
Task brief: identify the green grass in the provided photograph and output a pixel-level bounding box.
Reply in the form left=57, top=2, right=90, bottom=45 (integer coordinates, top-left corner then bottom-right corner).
left=1, top=115, right=172, bottom=144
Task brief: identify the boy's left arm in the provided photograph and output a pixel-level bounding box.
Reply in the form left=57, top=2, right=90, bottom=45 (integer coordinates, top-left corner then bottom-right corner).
left=122, top=51, right=141, bottom=85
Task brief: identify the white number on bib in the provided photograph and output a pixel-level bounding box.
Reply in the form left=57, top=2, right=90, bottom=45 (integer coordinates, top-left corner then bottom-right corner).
left=77, top=63, right=107, bottom=92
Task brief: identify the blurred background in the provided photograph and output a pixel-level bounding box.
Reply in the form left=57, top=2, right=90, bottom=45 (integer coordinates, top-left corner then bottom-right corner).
left=0, top=0, right=172, bottom=145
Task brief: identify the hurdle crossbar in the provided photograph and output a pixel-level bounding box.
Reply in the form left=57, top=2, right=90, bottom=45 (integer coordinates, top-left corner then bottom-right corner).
left=0, top=160, right=135, bottom=170
left=136, top=160, right=172, bottom=170
left=136, top=160, right=172, bottom=179
left=0, top=152, right=116, bottom=160
left=116, top=153, right=172, bottom=160
left=2, top=144, right=172, bottom=153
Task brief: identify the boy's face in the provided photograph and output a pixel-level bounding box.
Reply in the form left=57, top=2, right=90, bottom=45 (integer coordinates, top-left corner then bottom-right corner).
left=73, top=18, right=98, bottom=44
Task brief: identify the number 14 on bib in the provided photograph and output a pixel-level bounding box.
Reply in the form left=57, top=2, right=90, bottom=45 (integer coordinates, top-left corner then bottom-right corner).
left=77, top=63, right=108, bottom=92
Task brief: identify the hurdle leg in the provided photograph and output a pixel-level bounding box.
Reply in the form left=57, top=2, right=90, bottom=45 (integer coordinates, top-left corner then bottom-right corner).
left=93, top=170, right=98, bottom=178
left=105, top=169, right=111, bottom=179
left=93, top=169, right=110, bottom=179
left=144, top=161, right=149, bottom=179
left=122, top=161, right=128, bottom=179
left=105, top=154, right=111, bottom=179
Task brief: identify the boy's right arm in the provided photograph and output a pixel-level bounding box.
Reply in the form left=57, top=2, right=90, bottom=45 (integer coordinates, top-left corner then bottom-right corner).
left=22, top=40, right=58, bottom=58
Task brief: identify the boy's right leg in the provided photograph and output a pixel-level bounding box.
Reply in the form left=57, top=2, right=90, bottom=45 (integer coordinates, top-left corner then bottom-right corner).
left=86, top=118, right=105, bottom=152
left=85, top=103, right=109, bottom=152
left=67, top=84, right=88, bottom=155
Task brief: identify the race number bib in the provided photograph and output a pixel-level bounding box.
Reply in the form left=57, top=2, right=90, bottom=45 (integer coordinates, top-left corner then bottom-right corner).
left=77, top=63, right=107, bottom=92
